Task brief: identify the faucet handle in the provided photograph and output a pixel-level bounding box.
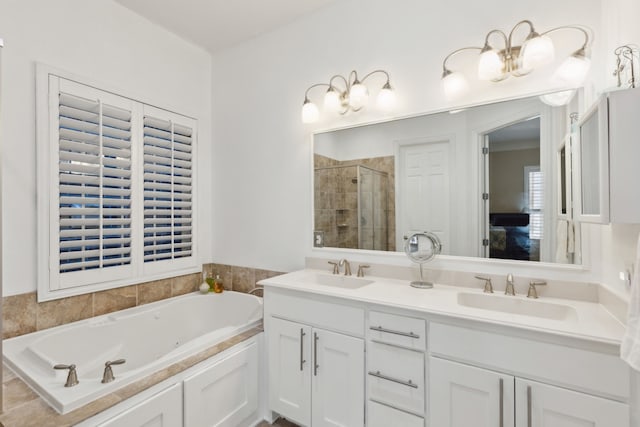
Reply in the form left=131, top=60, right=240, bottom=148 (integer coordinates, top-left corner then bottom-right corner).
left=474, top=275, right=493, bottom=293
left=527, top=281, right=547, bottom=299
left=54, top=363, right=79, bottom=387
left=102, top=359, right=126, bottom=384
left=357, top=264, right=370, bottom=277
left=328, top=261, right=339, bottom=275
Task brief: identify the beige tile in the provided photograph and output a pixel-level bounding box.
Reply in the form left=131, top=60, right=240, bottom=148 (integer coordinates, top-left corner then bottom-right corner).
left=2, top=292, right=37, bottom=339
left=36, top=294, right=93, bottom=331
left=172, top=273, right=200, bottom=297
left=255, top=269, right=285, bottom=284
left=0, top=396, right=62, bottom=427
left=3, top=377, right=39, bottom=411
left=93, top=285, right=137, bottom=316
left=231, top=266, right=256, bottom=293
left=210, top=264, right=233, bottom=291
left=138, top=279, right=172, bottom=305
left=3, top=364, right=17, bottom=382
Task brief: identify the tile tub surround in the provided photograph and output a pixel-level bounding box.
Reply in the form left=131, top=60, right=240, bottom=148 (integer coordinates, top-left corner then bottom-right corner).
left=2, top=264, right=283, bottom=340
left=2, top=273, right=202, bottom=340
left=0, top=326, right=263, bottom=427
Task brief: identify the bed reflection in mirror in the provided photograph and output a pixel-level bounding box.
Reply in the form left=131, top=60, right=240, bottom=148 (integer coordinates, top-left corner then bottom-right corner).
left=313, top=91, right=582, bottom=264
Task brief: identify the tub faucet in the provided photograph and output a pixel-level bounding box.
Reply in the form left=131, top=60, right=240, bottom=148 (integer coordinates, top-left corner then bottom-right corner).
left=248, top=287, right=264, bottom=296
left=505, top=273, right=516, bottom=296
left=54, top=363, right=79, bottom=387
left=102, top=359, right=126, bottom=384
left=339, top=259, right=352, bottom=276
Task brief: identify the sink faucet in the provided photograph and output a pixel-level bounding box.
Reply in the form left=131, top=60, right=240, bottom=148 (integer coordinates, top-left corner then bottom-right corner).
left=505, top=274, right=516, bottom=296
left=339, top=259, right=352, bottom=276
left=475, top=275, right=493, bottom=293
left=527, top=281, right=547, bottom=299
left=328, top=261, right=339, bottom=274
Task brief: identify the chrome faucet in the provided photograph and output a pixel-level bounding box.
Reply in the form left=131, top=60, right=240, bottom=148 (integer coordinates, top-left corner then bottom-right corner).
left=475, top=275, right=494, bottom=293
left=102, top=359, right=126, bottom=383
left=338, top=259, right=352, bottom=276
left=505, top=273, right=516, bottom=296
left=527, top=281, right=547, bottom=299
left=54, top=363, right=79, bottom=387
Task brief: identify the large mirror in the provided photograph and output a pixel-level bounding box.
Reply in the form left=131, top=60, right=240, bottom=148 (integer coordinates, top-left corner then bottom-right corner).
left=313, top=92, right=582, bottom=264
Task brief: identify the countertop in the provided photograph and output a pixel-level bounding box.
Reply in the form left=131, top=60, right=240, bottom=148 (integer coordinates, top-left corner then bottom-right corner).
left=259, top=269, right=626, bottom=346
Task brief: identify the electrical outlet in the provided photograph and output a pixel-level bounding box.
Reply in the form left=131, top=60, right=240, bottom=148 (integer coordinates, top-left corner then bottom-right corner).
left=313, top=231, right=324, bottom=248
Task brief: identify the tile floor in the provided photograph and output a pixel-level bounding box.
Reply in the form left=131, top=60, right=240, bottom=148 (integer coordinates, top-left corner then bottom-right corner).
left=258, top=418, right=300, bottom=427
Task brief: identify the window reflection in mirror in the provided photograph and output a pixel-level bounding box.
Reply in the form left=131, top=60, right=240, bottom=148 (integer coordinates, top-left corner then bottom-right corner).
left=313, top=92, right=581, bottom=265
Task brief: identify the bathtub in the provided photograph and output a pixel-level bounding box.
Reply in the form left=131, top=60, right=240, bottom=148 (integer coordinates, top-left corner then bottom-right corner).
left=3, top=291, right=263, bottom=414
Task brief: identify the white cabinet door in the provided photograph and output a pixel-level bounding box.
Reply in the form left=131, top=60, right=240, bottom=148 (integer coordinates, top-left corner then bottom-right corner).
left=268, top=317, right=312, bottom=426
left=183, top=342, right=259, bottom=427
left=312, top=328, right=364, bottom=427
left=429, top=357, right=515, bottom=427
left=515, top=378, right=629, bottom=427
left=98, top=383, right=182, bottom=427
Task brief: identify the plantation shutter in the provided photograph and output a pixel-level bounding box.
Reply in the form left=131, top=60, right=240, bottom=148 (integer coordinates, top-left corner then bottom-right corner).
left=54, top=80, right=135, bottom=288
left=528, top=170, right=544, bottom=240
left=142, top=109, right=194, bottom=268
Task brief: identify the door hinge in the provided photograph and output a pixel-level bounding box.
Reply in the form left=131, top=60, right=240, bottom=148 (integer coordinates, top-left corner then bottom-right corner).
left=482, top=238, right=489, bottom=246
left=482, top=193, right=489, bottom=200
left=482, top=147, right=489, bottom=154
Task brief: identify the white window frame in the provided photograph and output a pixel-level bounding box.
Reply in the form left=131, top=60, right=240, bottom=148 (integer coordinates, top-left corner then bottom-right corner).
left=36, top=65, right=199, bottom=301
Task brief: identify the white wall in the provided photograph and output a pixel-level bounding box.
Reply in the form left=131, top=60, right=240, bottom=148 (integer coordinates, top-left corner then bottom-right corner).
left=210, top=0, right=606, bottom=277
left=0, top=0, right=213, bottom=296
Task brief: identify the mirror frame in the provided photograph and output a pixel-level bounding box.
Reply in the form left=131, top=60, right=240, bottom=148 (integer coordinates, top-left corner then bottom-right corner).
left=309, top=88, right=591, bottom=274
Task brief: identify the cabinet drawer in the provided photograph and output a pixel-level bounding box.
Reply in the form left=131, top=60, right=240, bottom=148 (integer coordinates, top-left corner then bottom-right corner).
left=369, top=311, right=426, bottom=350
left=368, top=341, right=425, bottom=414
left=368, top=400, right=424, bottom=427
left=430, top=322, right=630, bottom=400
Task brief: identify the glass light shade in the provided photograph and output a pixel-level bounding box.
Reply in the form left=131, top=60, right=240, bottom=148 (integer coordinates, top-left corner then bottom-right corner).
left=478, top=49, right=504, bottom=81
left=376, top=85, right=396, bottom=112
left=521, top=34, right=555, bottom=70
left=539, top=89, right=576, bottom=106
left=301, top=100, right=319, bottom=123
left=323, top=88, right=342, bottom=113
left=554, top=53, right=591, bottom=86
left=442, top=71, right=468, bottom=100
left=349, top=82, right=369, bottom=110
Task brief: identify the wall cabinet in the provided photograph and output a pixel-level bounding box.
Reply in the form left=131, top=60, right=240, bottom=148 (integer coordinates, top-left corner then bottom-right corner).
left=268, top=317, right=364, bottom=427
left=430, top=357, right=629, bottom=427
left=576, top=87, right=640, bottom=224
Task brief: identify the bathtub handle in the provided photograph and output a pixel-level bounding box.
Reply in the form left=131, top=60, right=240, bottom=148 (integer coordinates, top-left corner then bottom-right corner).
left=102, top=359, right=127, bottom=384
left=299, top=329, right=306, bottom=371
left=54, top=364, right=79, bottom=387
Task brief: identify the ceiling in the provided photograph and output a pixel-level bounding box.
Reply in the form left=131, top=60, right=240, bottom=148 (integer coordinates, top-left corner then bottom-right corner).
left=488, top=117, right=541, bottom=149
left=115, top=0, right=339, bottom=53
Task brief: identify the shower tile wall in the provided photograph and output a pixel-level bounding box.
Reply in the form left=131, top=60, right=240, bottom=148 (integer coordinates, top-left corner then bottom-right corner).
left=314, top=154, right=395, bottom=251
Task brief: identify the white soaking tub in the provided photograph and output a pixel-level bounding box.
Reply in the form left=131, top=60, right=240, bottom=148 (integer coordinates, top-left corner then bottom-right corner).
left=3, top=291, right=263, bottom=414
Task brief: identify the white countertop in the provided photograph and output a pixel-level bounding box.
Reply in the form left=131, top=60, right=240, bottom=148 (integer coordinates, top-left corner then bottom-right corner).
left=259, top=269, right=626, bottom=346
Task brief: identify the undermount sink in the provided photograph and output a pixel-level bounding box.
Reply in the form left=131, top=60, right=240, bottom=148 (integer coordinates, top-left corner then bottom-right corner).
left=457, top=292, right=578, bottom=321
left=304, top=273, right=374, bottom=289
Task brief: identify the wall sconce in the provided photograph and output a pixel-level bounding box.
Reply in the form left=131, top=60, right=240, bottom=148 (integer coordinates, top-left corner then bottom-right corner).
left=301, top=70, right=395, bottom=123
left=441, top=20, right=592, bottom=100
left=613, top=45, right=638, bottom=89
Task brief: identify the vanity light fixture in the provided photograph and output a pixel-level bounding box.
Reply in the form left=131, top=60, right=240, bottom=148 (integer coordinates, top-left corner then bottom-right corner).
left=301, top=69, right=395, bottom=123
left=441, top=20, right=592, bottom=100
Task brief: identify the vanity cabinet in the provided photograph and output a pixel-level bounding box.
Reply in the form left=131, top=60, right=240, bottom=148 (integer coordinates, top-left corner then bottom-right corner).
left=429, top=322, right=630, bottom=427
left=265, top=290, right=365, bottom=427
left=576, top=87, right=640, bottom=224
left=430, top=357, right=629, bottom=427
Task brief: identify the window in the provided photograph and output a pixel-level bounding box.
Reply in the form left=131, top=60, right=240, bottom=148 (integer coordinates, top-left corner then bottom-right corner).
left=38, top=72, right=198, bottom=301
left=525, top=167, right=543, bottom=240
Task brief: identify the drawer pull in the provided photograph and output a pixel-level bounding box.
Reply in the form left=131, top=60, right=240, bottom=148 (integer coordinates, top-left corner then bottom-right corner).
left=499, top=378, right=503, bottom=427
left=299, top=328, right=306, bottom=371
left=527, top=385, right=532, bottom=427
left=368, top=370, right=418, bottom=389
left=370, top=325, right=420, bottom=339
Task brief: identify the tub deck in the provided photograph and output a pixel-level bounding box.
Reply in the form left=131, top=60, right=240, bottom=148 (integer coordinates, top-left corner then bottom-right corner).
left=0, top=324, right=263, bottom=427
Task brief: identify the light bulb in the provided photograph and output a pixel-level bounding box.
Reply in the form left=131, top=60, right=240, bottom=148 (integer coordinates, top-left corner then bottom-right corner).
left=301, top=99, right=319, bottom=124
left=478, top=48, right=504, bottom=81
left=554, top=49, right=591, bottom=86
left=521, top=34, right=555, bottom=70
left=376, top=82, right=396, bottom=112
left=442, top=70, right=468, bottom=100
left=349, top=82, right=369, bottom=110
left=323, top=88, right=341, bottom=113
left=539, top=89, right=576, bottom=106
